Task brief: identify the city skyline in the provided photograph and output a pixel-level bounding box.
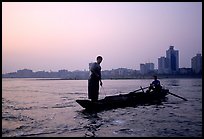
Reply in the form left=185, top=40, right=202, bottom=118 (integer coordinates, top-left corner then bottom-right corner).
left=2, top=2, right=202, bottom=73
left=3, top=45, right=201, bottom=74
left=3, top=50, right=201, bottom=74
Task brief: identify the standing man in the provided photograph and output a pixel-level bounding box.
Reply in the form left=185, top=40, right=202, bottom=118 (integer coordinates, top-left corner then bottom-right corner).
left=88, top=56, right=103, bottom=102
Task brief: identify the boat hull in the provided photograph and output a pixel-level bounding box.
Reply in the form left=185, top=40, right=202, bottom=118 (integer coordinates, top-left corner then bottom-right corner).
left=76, top=89, right=169, bottom=111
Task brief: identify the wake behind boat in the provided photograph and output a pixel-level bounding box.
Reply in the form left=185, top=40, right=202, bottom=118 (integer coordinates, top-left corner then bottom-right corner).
left=76, top=87, right=170, bottom=112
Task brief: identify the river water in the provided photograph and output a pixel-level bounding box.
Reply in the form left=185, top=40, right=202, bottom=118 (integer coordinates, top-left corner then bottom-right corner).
left=2, top=78, right=202, bottom=137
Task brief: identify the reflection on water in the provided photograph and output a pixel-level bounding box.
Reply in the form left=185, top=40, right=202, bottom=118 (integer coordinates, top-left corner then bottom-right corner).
left=80, top=110, right=102, bottom=137
left=2, top=78, right=202, bottom=137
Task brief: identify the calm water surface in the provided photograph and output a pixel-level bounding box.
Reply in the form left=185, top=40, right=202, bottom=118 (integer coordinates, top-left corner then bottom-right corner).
left=2, top=78, right=202, bottom=137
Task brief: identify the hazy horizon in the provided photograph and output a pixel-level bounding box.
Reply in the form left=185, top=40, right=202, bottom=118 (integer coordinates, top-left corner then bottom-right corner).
left=2, top=2, right=202, bottom=74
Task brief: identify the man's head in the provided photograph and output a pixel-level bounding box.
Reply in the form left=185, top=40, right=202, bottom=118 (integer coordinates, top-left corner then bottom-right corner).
left=153, top=75, right=157, bottom=80
left=96, top=56, right=103, bottom=64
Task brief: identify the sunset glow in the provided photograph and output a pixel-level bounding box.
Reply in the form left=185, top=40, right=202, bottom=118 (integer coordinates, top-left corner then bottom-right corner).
left=2, top=2, right=202, bottom=73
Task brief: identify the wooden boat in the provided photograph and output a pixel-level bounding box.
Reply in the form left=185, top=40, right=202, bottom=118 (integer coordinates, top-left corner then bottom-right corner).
left=76, top=88, right=169, bottom=112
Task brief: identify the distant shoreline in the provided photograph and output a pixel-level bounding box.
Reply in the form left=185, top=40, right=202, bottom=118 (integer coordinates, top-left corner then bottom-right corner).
left=2, top=75, right=202, bottom=80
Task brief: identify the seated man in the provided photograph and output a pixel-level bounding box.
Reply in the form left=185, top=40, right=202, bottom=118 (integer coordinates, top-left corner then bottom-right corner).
left=147, top=75, right=162, bottom=93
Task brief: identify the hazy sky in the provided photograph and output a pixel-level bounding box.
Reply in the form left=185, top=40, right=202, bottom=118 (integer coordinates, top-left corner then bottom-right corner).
left=2, top=2, right=202, bottom=73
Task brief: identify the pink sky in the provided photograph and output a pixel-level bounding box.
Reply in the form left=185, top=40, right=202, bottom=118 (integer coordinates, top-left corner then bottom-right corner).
left=2, top=2, right=202, bottom=73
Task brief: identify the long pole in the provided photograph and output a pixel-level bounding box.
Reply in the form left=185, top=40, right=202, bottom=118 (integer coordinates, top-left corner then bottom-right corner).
left=167, top=92, right=188, bottom=101
left=129, top=86, right=149, bottom=93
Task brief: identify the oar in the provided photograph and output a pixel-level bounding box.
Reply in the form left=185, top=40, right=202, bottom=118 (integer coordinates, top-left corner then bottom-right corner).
left=129, top=86, right=149, bottom=93
left=167, top=92, right=188, bottom=101
left=140, top=86, right=145, bottom=93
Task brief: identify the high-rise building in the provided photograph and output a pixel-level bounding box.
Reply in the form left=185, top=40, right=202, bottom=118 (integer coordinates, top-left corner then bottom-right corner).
left=158, top=56, right=169, bottom=74
left=191, top=53, right=202, bottom=74
left=140, top=64, right=146, bottom=74
left=166, top=46, right=179, bottom=73
left=140, top=63, right=154, bottom=74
